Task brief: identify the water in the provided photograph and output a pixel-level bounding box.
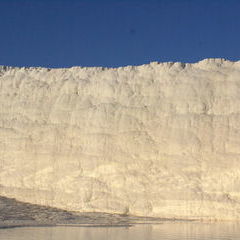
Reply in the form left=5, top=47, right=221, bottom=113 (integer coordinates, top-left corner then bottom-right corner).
left=1, top=222, right=240, bottom=240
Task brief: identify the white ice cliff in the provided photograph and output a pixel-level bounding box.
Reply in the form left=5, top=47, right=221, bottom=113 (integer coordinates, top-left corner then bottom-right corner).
left=1, top=59, right=240, bottom=220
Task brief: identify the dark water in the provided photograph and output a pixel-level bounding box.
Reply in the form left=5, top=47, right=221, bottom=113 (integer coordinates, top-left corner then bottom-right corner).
left=1, top=222, right=240, bottom=240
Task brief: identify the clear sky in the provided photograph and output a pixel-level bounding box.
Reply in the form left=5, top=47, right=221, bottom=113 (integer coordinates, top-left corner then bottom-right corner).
left=0, top=0, right=239, bottom=68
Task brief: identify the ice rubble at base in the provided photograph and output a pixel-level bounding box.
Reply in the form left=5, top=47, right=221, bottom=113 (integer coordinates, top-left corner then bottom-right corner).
left=1, top=58, right=240, bottom=220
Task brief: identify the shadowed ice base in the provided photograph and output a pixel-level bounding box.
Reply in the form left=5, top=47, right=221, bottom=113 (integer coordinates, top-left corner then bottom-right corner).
left=0, top=196, right=186, bottom=228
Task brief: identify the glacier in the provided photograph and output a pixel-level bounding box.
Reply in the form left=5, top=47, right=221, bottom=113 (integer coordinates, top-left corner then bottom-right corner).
left=1, top=58, right=240, bottom=220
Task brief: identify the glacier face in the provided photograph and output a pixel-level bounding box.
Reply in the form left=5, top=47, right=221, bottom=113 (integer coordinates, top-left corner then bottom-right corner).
left=1, top=59, right=240, bottom=220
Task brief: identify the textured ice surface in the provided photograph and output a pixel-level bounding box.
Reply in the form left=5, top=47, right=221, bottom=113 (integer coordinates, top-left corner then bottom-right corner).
left=1, top=59, right=240, bottom=220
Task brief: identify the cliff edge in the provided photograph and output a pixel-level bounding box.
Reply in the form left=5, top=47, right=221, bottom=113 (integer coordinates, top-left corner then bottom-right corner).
left=1, top=59, right=240, bottom=220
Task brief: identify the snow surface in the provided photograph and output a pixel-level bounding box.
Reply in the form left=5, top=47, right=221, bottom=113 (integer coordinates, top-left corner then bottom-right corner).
left=1, top=58, right=240, bottom=220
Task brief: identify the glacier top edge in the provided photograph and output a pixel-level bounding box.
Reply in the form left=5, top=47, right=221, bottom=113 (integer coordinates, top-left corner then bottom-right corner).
left=0, top=58, right=240, bottom=72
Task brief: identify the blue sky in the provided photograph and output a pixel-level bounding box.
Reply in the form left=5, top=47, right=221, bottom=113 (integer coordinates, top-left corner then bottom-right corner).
left=0, top=0, right=239, bottom=68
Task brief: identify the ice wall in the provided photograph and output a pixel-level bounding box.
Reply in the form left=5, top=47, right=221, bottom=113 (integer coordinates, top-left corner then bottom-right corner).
left=1, top=59, right=240, bottom=220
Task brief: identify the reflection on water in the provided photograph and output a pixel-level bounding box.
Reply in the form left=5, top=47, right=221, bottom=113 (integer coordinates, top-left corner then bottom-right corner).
left=1, top=222, right=240, bottom=240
